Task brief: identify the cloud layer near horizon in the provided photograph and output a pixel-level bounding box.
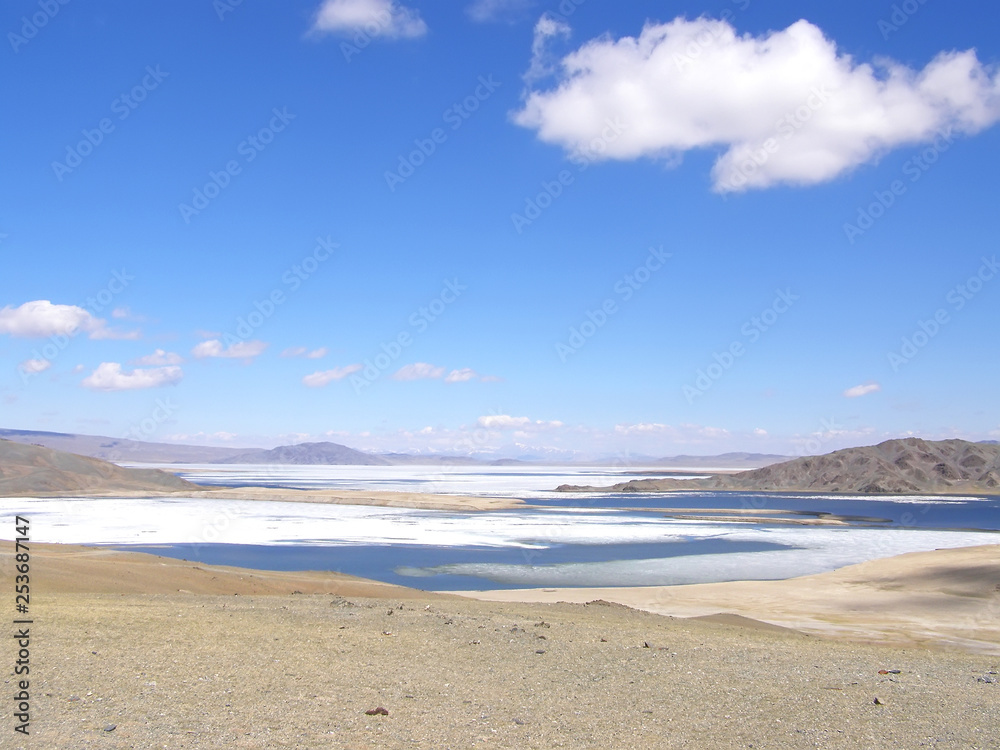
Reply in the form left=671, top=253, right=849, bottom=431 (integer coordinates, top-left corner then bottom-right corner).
left=514, top=17, right=1000, bottom=192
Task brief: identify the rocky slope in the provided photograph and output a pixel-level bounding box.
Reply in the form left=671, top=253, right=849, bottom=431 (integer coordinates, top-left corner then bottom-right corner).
left=558, top=438, right=1000, bottom=495
left=0, top=439, right=199, bottom=496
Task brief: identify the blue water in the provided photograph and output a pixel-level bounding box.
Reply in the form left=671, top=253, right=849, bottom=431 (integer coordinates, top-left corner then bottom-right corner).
left=113, top=490, right=1000, bottom=590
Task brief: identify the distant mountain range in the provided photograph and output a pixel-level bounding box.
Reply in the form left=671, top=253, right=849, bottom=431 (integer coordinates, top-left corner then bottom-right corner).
left=558, top=438, right=1000, bottom=495
left=0, top=428, right=788, bottom=468
left=0, top=439, right=199, bottom=496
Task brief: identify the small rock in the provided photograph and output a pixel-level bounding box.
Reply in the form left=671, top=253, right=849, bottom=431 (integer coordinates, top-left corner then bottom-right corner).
left=103, top=724, right=117, bottom=732
left=643, top=642, right=651, bottom=648
left=513, top=718, right=526, bottom=726
left=873, top=697, right=883, bottom=705
left=878, top=669, right=901, bottom=675
left=978, top=675, right=996, bottom=684
left=365, top=707, right=389, bottom=716
left=535, top=649, right=546, bottom=654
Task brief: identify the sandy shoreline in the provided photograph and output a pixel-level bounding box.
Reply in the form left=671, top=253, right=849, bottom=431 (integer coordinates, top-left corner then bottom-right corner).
left=2, top=542, right=998, bottom=747
left=454, top=544, right=1000, bottom=655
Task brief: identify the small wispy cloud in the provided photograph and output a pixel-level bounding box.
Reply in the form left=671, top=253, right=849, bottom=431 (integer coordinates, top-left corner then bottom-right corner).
left=311, top=0, right=427, bottom=39
left=445, top=368, right=480, bottom=383
left=283, top=346, right=329, bottom=359
left=19, top=358, right=51, bottom=374
left=466, top=0, right=534, bottom=23
left=302, top=364, right=363, bottom=387
left=478, top=414, right=563, bottom=430
left=393, top=362, right=446, bottom=381
left=133, top=349, right=183, bottom=366
left=81, top=362, right=183, bottom=391
left=844, top=382, right=881, bottom=398
left=191, top=339, right=268, bottom=361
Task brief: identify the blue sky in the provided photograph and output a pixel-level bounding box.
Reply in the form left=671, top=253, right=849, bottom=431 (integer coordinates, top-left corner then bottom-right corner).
left=2, top=0, right=998, bottom=459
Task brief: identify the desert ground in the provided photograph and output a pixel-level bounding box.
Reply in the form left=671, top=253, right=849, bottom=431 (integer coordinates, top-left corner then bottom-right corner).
left=2, top=542, right=998, bottom=749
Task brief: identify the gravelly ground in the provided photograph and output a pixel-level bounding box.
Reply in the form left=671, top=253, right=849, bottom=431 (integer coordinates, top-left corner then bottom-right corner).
left=6, top=593, right=998, bottom=749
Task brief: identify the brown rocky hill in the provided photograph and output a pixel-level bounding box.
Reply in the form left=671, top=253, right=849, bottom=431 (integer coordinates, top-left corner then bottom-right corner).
left=0, top=439, right=199, bottom=496
left=558, top=438, right=1000, bottom=495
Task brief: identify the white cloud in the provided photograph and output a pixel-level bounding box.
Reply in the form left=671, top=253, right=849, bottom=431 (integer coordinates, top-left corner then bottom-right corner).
left=844, top=382, right=881, bottom=398
left=282, top=346, right=328, bottom=359
left=302, top=364, right=363, bottom=387
left=0, top=300, right=136, bottom=339
left=393, top=362, right=446, bottom=381
left=19, top=358, right=51, bottom=374
left=478, top=414, right=563, bottom=430
left=133, top=349, right=183, bottom=366
left=81, top=362, right=183, bottom=391
left=111, top=306, right=131, bottom=319
left=467, top=0, right=534, bottom=23
left=191, top=339, right=268, bottom=361
left=445, top=368, right=479, bottom=383
left=311, top=0, right=427, bottom=39
left=753, top=428, right=768, bottom=436
left=514, top=17, right=1000, bottom=192
left=525, top=12, right=571, bottom=82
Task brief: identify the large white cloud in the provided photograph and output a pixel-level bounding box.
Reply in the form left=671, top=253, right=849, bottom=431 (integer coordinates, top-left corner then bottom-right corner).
left=311, top=0, right=427, bottom=38
left=82, top=362, right=183, bottom=391
left=0, top=300, right=136, bottom=339
left=514, top=17, right=1000, bottom=192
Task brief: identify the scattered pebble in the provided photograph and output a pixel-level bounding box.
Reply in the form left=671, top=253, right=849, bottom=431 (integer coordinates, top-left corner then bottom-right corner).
left=873, top=697, right=883, bottom=705
left=103, top=724, right=117, bottom=732
left=365, top=707, right=389, bottom=716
